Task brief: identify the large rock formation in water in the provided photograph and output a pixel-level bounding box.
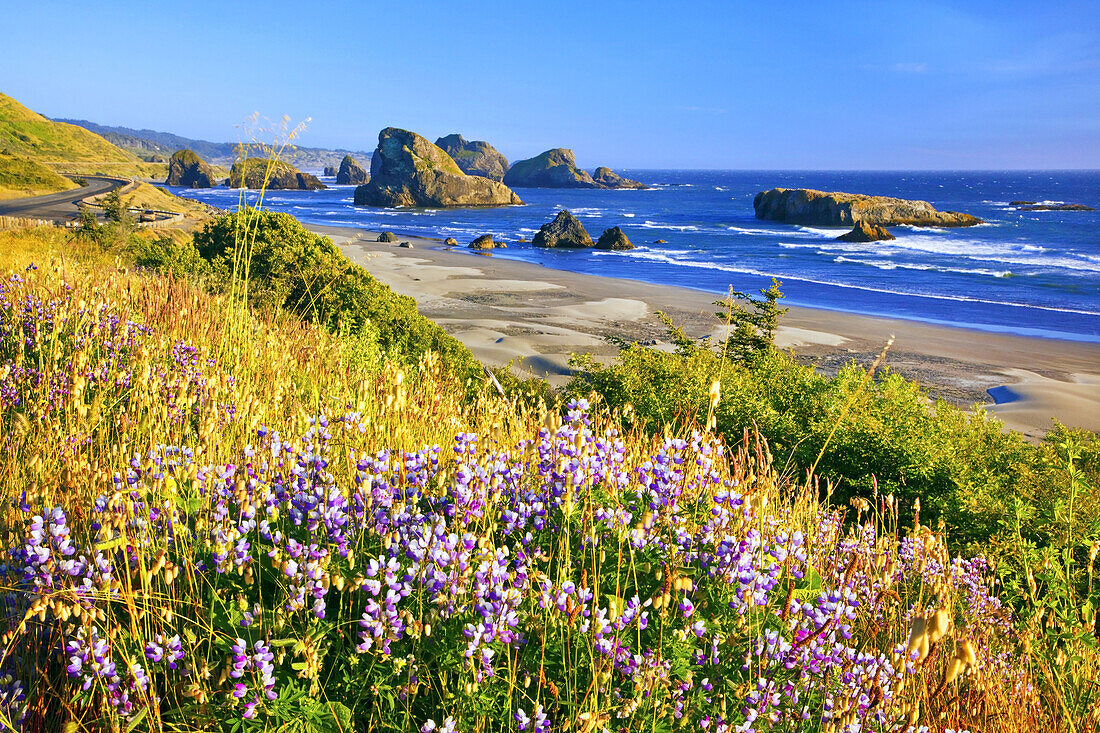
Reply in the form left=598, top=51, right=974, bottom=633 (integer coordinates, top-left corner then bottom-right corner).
left=753, top=188, right=982, bottom=227
left=434, top=134, right=510, bottom=181
left=324, top=165, right=337, bottom=177
left=504, top=149, right=599, bottom=189
left=353, top=128, right=522, bottom=207
left=165, top=149, right=217, bottom=188
left=226, top=159, right=326, bottom=190
left=532, top=210, right=593, bottom=248
left=836, top=221, right=896, bottom=242
left=592, top=167, right=646, bottom=189
left=595, top=226, right=634, bottom=250
left=336, top=154, right=369, bottom=184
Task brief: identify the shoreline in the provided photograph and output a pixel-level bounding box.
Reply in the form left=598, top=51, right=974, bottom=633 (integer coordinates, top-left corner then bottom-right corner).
left=308, top=223, right=1100, bottom=441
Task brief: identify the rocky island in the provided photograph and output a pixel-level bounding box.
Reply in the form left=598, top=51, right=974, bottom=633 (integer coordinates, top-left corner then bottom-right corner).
left=1010, top=200, right=1095, bottom=211
left=592, top=166, right=647, bottom=189
left=165, top=149, right=217, bottom=188
left=354, top=128, right=522, bottom=207
left=336, top=154, right=369, bottom=185
left=226, top=159, right=326, bottom=190
left=505, top=149, right=598, bottom=189
left=532, top=210, right=593, bottom=248
left=435, top=134, right=509, bottom=181
left=754, top=188, right=982, bottom=227
left=595, top=226, right=635, bottom=250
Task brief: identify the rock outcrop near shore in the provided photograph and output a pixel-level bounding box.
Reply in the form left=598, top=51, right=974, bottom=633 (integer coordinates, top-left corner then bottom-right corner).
left=754, top=188, right=982, bottom=227
left=336, top=154, right=369, bottom=185
left=533, top=210, right=593, bottom=248
left=354, top=128, right=522, bottom=207
left=836, top=221, right=896, bottom=242
left=592, top=167, right=646, bottom=189
left=324, top=165, right=337, bottom=177
left=1010, top=200, right=1095, bottom=211
left=595, top=226, right=634, bottom=250
left=435, top=134, right=510, bottom=181
left=504, top=149, right=599, bottom=189
left=165, top=149, right=217, bottom=188
left=469, top=234, right=497, bottom=250
left=226, top=159, right=326, bottom=190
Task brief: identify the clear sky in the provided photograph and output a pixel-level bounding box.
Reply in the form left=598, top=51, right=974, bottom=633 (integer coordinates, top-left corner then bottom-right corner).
left=3, top=0, right=1098, bottom=169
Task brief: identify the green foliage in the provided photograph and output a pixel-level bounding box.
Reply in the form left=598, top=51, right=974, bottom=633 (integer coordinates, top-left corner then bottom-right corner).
left=993, top=432, right=1100, bottom=727
left=714, top=278, right=789, bottom=364
left=129, top=234, right=210, bottom=278
left=191, top=208, right=479, bottom=376
left=0, top=151, right=75, bottom=195
left=568, top=291, right=1096, bottom=549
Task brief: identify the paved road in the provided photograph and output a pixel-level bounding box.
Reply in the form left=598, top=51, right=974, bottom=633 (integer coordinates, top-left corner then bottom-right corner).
left=0, top=176, right=125, bottom=221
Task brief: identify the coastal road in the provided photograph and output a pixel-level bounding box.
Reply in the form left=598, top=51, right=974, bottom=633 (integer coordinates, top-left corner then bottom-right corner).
left=0, top=176, right=126, bottom=221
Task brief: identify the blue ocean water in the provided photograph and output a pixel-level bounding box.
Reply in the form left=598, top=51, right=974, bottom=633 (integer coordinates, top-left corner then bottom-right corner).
left=168, top=170, right=1100, bottom=342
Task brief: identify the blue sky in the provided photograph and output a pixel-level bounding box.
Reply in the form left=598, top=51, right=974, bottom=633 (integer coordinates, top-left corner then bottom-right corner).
left=3, top=0, right=1098, bottom=169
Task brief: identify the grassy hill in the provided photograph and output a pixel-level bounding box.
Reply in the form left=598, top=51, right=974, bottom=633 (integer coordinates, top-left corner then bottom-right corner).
left=0, top=150, right=77, bottom=200
left=0, top=92, right=163, bottom=178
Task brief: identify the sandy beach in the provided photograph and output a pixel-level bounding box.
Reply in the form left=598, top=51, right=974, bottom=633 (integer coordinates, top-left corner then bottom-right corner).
left=310, top=224, right=1100, bottom=441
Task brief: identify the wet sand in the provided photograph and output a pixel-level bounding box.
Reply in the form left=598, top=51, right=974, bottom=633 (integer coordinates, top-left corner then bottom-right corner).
left=311, top=224, right=1100, bottom=441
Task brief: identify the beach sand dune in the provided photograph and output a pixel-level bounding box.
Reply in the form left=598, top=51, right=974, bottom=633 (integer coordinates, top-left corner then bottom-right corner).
left=318, top=225, right=1100, bottom=439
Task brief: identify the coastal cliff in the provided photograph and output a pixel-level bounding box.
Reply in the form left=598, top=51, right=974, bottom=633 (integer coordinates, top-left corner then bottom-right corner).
left=354, top=128, right=522, bottom=207
left=753, top=188, right=982, bottom=227
left=435, top=134, right=510, bottom=181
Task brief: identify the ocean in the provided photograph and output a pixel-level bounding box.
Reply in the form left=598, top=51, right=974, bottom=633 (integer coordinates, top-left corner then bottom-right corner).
left=167, top=170, right=1100, bottom=342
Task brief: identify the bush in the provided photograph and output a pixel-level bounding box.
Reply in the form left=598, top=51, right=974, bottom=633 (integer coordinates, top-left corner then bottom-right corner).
left=568, top=299, right=1086, bottom=548
left=191, top=208, right=480, bottom=377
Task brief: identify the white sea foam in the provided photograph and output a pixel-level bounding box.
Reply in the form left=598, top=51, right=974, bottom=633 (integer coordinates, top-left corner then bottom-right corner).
left=640, top=220, right=699, bottom=231
left=833, top=256, right=1013, bottom=278
left=612, top=250, right=1100, bottom=316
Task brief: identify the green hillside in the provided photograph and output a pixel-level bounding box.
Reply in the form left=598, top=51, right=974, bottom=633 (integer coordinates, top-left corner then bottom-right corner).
left=0, top=92, right=162, bottom=177
left=0, top=151, right=77, bottom=200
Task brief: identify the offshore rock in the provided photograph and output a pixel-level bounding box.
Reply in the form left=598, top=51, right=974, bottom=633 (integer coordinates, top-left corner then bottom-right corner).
left=753, top=188, right=982, bottom=227
left=226, top=159, right=326, bottom=190
left=595, top=226, right=635, bottom=250
left=592, top=167, right=646, bottom=189
left=165, top=149, right=217, bottom=188
left=836, top=221, right=896, bottom=242
left=336, top=154, right=369, bottom=185
left=504, top=149, right=598, bottom=189
left=324, top=165, right=337, bottom=177
left=435, top=134, right=510, bottom=181
left=469, top=234, right=496, bottom=250
left=532, top=210, right=593, bottom=248
left=354, top=127, right=522, bottom=207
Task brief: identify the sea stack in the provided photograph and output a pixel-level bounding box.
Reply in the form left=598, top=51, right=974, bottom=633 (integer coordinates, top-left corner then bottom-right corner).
left=595, top=226, right=635, bottom=250
left=504, top=149, right=599, bottom=189
left=435, top=134, right=510, bottom=181
left=353, top=127, right=523, bottom=207
left=226, top=159, right=326, bottom=190
left=836, top=221, right=896, bottom=242
left=532, top=210, right=593, bottom=248
left=165, top=149, right=217, bottom=188
left=592, top=167, right=647, bottom=190
left=753, top=188, right=982, bottom=227
left=336, top=154, right=369, bottom=185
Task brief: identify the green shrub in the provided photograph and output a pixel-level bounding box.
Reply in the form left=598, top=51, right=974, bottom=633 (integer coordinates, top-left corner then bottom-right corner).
left=568, top=298, right=1086, bottom=548
left=191, top=208, right=480, bottom=377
